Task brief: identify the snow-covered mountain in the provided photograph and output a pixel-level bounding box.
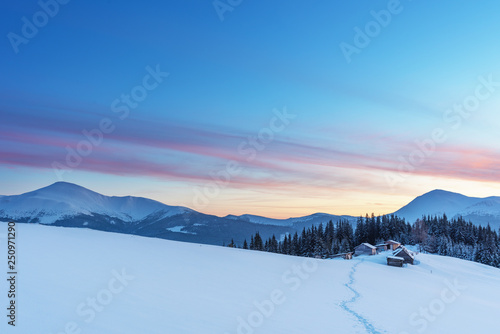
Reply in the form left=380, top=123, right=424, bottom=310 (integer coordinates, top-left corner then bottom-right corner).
left=1, top=183, right=499, bottom=247
left=394, top=189, right=500, bottom=229
left=0, top=182, right=191, bottom=224
left=2, top=221, right=499, bottom=334
left=0, top=182, right=296, bottom=245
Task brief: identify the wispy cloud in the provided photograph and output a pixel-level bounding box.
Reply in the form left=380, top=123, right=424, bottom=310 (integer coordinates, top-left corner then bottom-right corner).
left=2, top=101, right=499, bottom=197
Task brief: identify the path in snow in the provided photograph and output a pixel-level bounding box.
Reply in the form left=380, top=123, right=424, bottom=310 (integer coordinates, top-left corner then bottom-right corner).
left=339, top=258, right=385, bottom=334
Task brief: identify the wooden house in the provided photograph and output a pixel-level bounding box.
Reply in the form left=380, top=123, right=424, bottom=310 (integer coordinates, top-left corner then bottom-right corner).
left=374, top=240, right=402, bottom=252
left=387, top=256, right=404, bottom=267
left=375, top=243, right=389, bottom=252
left=385, top=240, right=401, bottom=251
left=392, top=246, right=415, bottom=264
left=354, top=243, right=377, bottom=256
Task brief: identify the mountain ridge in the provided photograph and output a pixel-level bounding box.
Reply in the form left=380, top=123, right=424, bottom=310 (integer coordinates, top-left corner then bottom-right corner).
left=1, top=182, right=499, bottom=246
left=0, top=181, right=192, bottom=224
left=394, top=188, right=500, bottom=229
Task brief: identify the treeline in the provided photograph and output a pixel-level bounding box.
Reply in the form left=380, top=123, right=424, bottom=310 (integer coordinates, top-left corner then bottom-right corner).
left=232, top=214, right=500, bottom=269
left=240, top=214, right=411, bottom=258
left=414, top=214, right=499, bottom=267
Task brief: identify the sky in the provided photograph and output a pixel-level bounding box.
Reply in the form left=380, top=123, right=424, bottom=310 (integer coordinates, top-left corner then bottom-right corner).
left=1, top=0, right=500, bottom=218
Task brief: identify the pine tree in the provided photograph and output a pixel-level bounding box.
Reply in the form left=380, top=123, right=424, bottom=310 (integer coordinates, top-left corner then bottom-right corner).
left=354, top=217, right=365, bottom=245
left=254, top=232, right=263, bottom=251
left=339, top=238, right=350, bottom=253
left=292, top=232, right=300, bottom=256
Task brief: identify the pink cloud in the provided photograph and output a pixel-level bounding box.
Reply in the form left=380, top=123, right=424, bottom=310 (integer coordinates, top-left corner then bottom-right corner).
left=2, top=105, right=500, bottom=192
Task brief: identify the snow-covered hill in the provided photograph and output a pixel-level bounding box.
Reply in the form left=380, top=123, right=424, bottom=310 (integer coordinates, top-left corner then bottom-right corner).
left=1, top=222, right=498, bottom=333
left=0, top=182, right=191, bottom=224
left=0, top=182, right=296, bottom=246
left=395, top=189, right=500, bottom=229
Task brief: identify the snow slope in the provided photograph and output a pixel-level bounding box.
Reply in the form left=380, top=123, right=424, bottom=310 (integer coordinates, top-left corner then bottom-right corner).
left=0, top=182, right=191, bottom=224
left=1, top=222, right=499, bottom=334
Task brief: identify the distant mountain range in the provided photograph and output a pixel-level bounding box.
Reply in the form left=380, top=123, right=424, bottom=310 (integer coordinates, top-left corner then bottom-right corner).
left=394, top=189, right=500, bottom=229
left=0, top=182, right=499, bottom=246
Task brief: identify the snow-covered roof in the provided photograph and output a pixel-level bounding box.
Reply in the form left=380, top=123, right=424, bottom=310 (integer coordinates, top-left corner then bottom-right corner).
left=375, top=243, right=388, bottom=247
left=385, top=240, right=400, bottom=245
left=387, top=256, right=405, bottom=261
left=355, top=243, right=376, bottom=249
left=393, top=247, right=415, bottom=259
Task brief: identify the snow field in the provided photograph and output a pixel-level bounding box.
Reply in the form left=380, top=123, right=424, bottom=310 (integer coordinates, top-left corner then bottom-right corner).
left=0, top=222, right=499, bottom=334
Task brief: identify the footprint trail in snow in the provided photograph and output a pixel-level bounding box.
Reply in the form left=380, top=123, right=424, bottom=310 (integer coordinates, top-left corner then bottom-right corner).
left=339, top=258, right=385, bottom=334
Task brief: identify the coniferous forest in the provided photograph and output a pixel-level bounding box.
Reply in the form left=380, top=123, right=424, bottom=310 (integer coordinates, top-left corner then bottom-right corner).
left=233, top=214, right=500, bottom=269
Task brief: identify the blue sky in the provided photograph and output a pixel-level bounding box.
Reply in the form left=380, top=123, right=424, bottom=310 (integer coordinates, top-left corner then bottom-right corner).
left=1, top=0, right=500, bottom=217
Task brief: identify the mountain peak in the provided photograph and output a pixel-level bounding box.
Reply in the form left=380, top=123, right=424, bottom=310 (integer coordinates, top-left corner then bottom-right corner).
left=421, top=189, right=466, bottom=197
left=29, top=182, right=102, bottom=202
left=42, top=181, right=93, bottom=192
left=394, top=189, right=500, bottom=228
left=50, top=181, right=81, bottom=186
left=0, top=182, right=190, bottom=224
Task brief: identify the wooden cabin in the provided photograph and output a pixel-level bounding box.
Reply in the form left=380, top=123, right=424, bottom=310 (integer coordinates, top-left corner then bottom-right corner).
left=374, top=240, right=402, bottom=252
left=392, top=246, right=415, bottom=264
left=354, top=243, right=377, bottom=256
left=385, top=240, right=401, bottom=251
left=387, top=256, right=404, bottom=267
